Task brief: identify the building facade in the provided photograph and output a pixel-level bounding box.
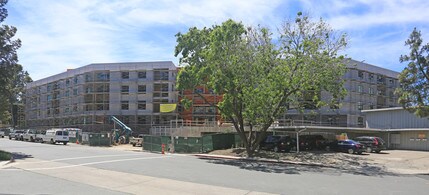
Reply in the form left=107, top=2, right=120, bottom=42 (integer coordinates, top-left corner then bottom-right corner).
left=363, top=107, right=429, bottom=151
left=179, top=86, right=223, bottom=125
left=279, top=59, right=400, bottom=127
left=25, top=61, right=178, bottom=134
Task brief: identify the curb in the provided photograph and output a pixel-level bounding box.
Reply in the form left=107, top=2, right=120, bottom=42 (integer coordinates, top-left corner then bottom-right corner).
left=0, top=158, right=14, bottom=168
left=193, top=154, right=336, bottom=168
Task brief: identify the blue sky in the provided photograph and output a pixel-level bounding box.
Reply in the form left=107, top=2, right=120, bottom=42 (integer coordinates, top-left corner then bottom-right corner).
left=4, top=0, right=429, bottom=81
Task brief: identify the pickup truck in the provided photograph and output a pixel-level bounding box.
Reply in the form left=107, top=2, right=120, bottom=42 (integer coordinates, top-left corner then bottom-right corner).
left=129, top=134, right=144, bottom=147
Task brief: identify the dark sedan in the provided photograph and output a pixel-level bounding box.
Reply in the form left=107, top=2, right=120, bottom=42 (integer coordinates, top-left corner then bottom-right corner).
left=258, top=135, right=296, bottom=153
left=326, top=139, right=366, bottom=154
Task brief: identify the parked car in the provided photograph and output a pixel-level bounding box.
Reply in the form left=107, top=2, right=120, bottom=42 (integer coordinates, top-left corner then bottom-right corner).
left=326, top=139, right=366, bottom=154
left=9, top=129, right=25, bottom=140
left=354, top=136, right=386, bottom=153
left=23, top=129, right=38, bottom=142
left=0, top=130, right=4, bottom=138
left=299, top=134, right=328, bottom=150
left=258, top=135, right=296, bottom=152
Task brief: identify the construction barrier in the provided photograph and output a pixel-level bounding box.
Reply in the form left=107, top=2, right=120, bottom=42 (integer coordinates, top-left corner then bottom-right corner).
left=143, top=133, right=242, bottom=153
left=81, top=132, right=112, bottom=146
left=142, top=135, right=171, bottom=152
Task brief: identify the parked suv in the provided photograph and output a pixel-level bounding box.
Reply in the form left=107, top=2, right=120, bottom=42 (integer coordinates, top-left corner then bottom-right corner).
left=23, top=129, right=38, bottom=142
left=354, top=136, right=386, bottom=153
left=258, top=135, right=296, bottom=152
left=299, top=135, right=328, bottom=150
left=9, top=129, right=25, bottom=140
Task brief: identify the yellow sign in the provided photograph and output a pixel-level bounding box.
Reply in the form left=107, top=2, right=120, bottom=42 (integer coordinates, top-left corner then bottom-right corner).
left=336, top=133, right=348, bottom=140
left=160, top=104, right=177, bottom=113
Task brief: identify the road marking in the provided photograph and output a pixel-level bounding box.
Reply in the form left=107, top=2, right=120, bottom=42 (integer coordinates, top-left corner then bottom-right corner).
left=19, top=153, right=152, bottom=164
left=1, top=155, right=171, bottom=171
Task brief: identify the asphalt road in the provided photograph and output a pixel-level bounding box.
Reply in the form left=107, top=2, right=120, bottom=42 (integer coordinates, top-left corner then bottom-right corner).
left=1, top=138, right=429, bottom=194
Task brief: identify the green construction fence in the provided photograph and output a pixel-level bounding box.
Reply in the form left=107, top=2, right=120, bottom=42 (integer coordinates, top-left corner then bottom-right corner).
left=143, top=133, right=244, bottom=153
left=81, top=132, right=112, bottom=146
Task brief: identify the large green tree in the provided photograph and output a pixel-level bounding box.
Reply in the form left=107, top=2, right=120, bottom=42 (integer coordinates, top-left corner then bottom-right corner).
left=175, top=13, right=347, bottom=156
left=396, top=28, right=429, bottom=118
left=0, top=0, right=28, bottom=126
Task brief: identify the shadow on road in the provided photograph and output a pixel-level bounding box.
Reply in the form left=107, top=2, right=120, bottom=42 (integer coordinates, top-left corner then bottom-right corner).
left=198, top=150, right=400, bottom=177
left=11, top=152, right=33, bottom=160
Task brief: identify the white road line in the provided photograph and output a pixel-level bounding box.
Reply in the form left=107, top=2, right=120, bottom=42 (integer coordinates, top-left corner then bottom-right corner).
left=1, top=155, right=171, bottom=171
left=20, top=153, right=152, bottom=164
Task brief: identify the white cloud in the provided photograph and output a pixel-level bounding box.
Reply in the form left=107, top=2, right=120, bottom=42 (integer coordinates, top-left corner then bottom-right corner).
left=7, top=0, right=285, bottom=80
left=300, top=0, right=429, bottom=30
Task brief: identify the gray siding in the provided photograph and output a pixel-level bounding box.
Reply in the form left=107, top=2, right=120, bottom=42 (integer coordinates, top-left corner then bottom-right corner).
left=365, top=108, right=429, bottom=129
left=390, top=131, right=429, bottom=151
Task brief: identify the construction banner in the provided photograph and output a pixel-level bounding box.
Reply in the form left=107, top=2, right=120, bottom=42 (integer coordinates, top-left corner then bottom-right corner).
left=160, top=104, right=177, bottom=113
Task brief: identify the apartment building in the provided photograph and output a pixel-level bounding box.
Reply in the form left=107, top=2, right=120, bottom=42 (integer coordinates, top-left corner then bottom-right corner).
left=279, top=59, right=400, bottom=127
left=25, top=61, right=178, bottom=133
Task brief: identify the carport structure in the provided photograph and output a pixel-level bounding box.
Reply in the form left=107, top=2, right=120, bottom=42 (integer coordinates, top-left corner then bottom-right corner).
left=270, top=125, right=385, bottom=152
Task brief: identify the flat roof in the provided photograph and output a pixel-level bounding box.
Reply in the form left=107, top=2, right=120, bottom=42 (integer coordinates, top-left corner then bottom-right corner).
left=361, top=107, right=403, bottom=113
left=386, top=128, right=429, bottom=132
left=271, top=125, right=385, bottom=132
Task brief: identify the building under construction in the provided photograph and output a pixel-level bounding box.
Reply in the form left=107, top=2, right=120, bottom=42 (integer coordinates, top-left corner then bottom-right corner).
left=25, top=61, right=178, bottom=134
left=279, top=59, right=401, bottom=127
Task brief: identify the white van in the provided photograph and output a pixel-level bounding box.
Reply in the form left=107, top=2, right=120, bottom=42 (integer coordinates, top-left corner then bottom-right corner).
left=41, top=129, right=69, bottom=145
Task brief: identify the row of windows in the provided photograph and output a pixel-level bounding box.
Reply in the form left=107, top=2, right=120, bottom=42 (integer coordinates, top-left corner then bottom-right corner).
left=121, top=85, right=149, bottom=93
left=357, top=71, right=396, bottom=85
left=121, top=101, right=147, bottom=110
left=121, top=71, right=147, bottom=79
left=356, top=85, right=395, bottom=97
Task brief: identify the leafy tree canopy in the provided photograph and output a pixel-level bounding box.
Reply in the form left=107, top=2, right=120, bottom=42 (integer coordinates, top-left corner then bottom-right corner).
left=0, top=0, right=31, bottom=126
left=396, top=28, right=429, bottom=118
left=174, top=13, right=348, bottom=156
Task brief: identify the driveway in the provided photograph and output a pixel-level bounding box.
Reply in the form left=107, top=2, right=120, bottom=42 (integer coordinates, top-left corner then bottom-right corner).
left=360, top=150, right=429, bottom=174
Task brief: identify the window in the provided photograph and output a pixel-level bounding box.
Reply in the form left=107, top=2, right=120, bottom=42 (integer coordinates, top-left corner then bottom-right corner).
left=121, top=101, right=129, bottom=110
left=369, top=103, right=374, bottom=109
left=369, top=87, right=374, bottom=95
left=138, top=101, right=146, bottom=110
left=154, top=69, right=169, bottom=80
left=96, top=72, right=110, bottom=81
left=65, top=90, right=70, bottom=97
left=357, top=85, right=363, bottom=93
left=121, top=85, right=129, bottom=93
left=138, top=71, right=146, bottom=79
left=65, top=107, right=70, bottom=113
left=358, top=71, right=364, bottom=79
left=138, top=85, right=146, bottom=93
left=138, top=116, right=148, bottom=124
left=66, top=79, right=70, bottom=86
left=154, top=83, right=168, bottom=91
left=369, top=73, right=374, bottom=81
left=194, top=88, right=204, bottom=93
left=96, top=104, right=104, bottom=111
left=73, top=89, right=78, bottom=95
left=358, top=117, right=364, bottom=126
left=121, top=72, right=129, bottom=79
left=357, top=102, right=363, bottom=110
left=74, top=76, right=78, bottom=84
